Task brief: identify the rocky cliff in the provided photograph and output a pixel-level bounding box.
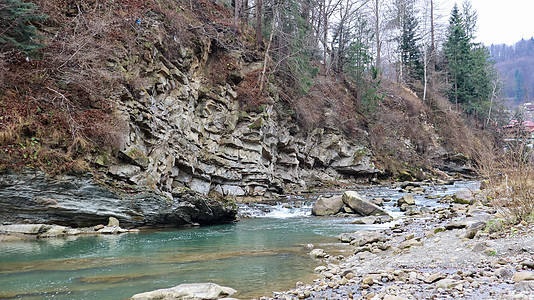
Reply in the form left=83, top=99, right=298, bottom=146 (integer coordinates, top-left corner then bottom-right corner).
left=94, top=18, right=386, bottom=203
left=0, top=1, right=479, bottom=228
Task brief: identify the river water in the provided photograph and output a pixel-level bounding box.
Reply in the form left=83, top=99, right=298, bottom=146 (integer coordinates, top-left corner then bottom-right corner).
left=0, top=181, right=478, bottom=299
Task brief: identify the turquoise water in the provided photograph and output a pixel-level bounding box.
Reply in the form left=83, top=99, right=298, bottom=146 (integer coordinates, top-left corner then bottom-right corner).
left=0, top=216, right=373, bottom=299
left=0, top=181, right=478, bottom=299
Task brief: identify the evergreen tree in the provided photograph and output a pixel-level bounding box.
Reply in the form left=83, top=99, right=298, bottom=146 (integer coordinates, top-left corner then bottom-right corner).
left=0, top=0, right=47, bottom=55
left=443, top=3, right=470, bottom=107
left=399, top=6, right=423, bottom=86
left=443, top=2, right=500, bottom=123
left=514, top=70, right=525, bottom=104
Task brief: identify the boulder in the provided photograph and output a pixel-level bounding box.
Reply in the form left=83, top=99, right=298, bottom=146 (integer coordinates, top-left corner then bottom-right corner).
left=312, top=195, right=344, bottom=216
left=131, top=283, right=237, bottom=300
left=397, top=194, right=415, bottom=206
left=342, top=191, right=389, bottom=216
left=453, top=189, right=475, bottom=204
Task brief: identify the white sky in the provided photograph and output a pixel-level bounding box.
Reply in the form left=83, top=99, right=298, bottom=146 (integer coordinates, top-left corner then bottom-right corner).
left=442, top=0, right=534, bottom=45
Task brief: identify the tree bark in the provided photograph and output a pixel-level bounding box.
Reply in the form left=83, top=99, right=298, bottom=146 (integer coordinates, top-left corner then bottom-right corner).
left=255, top=0, right=262, bottom=48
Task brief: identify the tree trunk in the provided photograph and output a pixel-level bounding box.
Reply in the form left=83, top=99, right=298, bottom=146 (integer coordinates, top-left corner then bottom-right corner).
left=234, top=0, right=240, bottom=29
left=255, top=0, right=262, bottom=48
left=375, top=0, right=381, bottom=71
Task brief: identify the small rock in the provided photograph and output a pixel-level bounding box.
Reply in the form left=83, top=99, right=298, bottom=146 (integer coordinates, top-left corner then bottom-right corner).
left=435, top=279, right=460, bottom=289
left=309, top=249, right=326, bottom=258
left=399, top=239, right=423, bottom=249
left=107, top=217, right=120, bottom=227
left=521, top=260, right=534, bottom=269
left=513, top=272, right=534, bottom=283
left=397, top=194, right=415, bottom=206
left=515, top=280, right=534, bottom=291
left=424, top=273, right=446, bottom=284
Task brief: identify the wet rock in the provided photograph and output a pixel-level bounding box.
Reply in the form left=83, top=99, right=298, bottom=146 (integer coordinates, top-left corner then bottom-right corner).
left=342, top=191, right=389, bottom=216
left=130, top=283, right=237, bottom=300
left=352, top=216, right=378, bottom=224
left=312, top=195, right=344, bottom=216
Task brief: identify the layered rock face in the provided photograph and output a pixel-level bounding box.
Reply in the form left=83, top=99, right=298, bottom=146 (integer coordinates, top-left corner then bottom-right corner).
left=0, top=171, right=236, bottom=228
left=108, top=36, right=379, bottom=202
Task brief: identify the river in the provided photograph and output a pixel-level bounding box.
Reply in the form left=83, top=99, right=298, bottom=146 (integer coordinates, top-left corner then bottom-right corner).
left=0, top=181, right=478, bottom=299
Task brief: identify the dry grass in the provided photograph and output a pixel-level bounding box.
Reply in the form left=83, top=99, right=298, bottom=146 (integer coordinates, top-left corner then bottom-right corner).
left=476, top=139, right=534, bottom=222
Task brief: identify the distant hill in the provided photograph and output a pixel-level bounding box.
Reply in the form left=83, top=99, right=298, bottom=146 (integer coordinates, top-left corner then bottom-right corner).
left=489, top=38, right=534, bottom=106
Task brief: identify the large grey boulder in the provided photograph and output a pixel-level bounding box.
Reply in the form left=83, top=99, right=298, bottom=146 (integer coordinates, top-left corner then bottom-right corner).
left=342, top=191, right=389, bottom=216
left=453, top=189, right=475, bottom=204
left=131, top=283, right=237, bottom=300
left=311, top=195, right=344, bottom=216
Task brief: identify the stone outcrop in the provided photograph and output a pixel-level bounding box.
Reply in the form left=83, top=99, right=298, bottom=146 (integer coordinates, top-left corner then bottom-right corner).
left=131, top=283, right=237, bottom=300
left=103, top=33, right=380, bottom=202
left=0, top=171, right=236, bottom=228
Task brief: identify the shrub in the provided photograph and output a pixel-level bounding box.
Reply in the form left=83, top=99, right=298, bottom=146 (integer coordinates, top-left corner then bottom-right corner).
left=476, top=139, right=534, bottom=223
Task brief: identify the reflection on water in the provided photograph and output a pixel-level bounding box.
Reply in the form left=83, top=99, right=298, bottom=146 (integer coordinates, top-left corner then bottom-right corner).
left=0, top=181, right=478, bottom=299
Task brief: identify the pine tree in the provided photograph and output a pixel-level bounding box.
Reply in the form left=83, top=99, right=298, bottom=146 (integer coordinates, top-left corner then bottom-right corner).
left=514, top=70, right=525, bottom=104
left=443, top=3, right=470, bottom=107
left=399, top=6, right=423, bottom=86
left=0, top=0, right=47, bottom=56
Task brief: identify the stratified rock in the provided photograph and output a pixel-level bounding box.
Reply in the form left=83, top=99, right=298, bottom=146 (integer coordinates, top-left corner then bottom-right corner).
left=342, top=191, right=389, bottom=216
left=312, top=195, right=344, bottom=216
left=0, top=171, right=236, bottom=228
left=131, top=283, right=237, bottom=300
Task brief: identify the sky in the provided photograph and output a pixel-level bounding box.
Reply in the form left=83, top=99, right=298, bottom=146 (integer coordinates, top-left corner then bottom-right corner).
left=443, top=0, right=534, bottom=46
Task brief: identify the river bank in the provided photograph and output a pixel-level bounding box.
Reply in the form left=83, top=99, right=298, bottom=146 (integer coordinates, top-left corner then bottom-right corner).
left=262, top=188, right=534, bottom=300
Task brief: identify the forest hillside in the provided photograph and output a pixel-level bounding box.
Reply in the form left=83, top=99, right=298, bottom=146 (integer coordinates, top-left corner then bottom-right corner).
left=0, top=0, right=499, bottom=200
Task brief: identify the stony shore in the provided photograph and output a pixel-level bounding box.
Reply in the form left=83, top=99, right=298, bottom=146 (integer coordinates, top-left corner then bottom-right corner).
left=261, top=189, right=534, bottom=300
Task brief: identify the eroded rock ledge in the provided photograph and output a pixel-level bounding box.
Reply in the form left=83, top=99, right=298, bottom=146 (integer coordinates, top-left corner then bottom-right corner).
left=0, top=171, right=236, bottom=229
